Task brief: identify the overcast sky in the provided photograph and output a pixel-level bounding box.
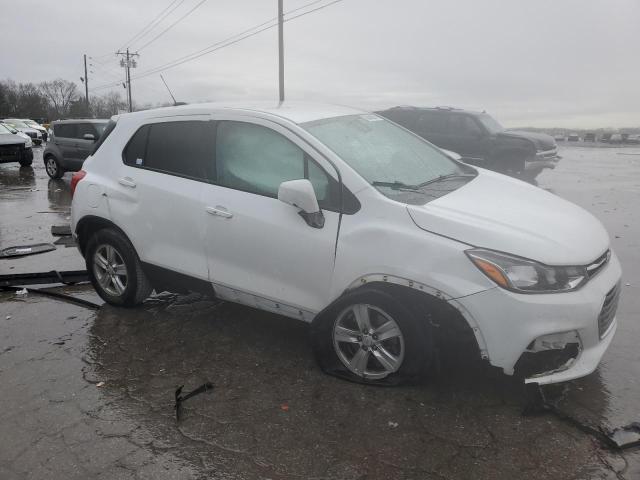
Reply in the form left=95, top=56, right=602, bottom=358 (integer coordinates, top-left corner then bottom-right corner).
left=2, top=0, right=639, bottom=128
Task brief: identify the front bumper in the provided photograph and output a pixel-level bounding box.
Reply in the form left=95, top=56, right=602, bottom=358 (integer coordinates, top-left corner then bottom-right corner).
left=525, top=148, right=561, bottom=171
left=455, top=250, right=622, bottom=384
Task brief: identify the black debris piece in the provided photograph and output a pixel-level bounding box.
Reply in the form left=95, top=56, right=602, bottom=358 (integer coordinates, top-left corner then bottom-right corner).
left=523, top=383, right=640, bottom=451
left=0, top=243, right=56, bottom=258
left=51, top=225, right=72, bottom=236
left=0, top=270, right=89, bottom=287
left=175, top=382, right=214, bottom=421
left=54, top=236, right=76, bottom=247
left=1, top=285, right=101, bottom=310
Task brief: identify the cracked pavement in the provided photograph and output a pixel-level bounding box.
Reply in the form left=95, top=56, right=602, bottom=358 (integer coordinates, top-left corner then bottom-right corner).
left=1, top=145, right=639, bottom=479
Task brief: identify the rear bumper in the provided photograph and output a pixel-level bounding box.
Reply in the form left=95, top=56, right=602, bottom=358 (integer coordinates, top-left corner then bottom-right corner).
left=455, top=251, right=622, bottom=384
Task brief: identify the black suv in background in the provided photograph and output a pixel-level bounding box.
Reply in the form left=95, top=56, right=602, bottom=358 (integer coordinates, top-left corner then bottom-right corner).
left=377, top=106, right=560, bottom=180
left=43, top=119, right=108, bottom=178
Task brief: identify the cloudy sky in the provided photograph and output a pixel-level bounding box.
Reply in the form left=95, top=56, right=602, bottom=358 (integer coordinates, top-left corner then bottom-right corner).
left=3, top=0, right=639, bottom=128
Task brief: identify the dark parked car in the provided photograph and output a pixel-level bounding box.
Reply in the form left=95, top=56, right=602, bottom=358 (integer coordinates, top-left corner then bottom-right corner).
left=377, top=106, right=560, bottom=180
left=0, top=122, right=33, bottom=167
left=584, top=133, right=596, bottom=142
left=600, top=133, right=612, bottom=143
left=43, top=119, right=108, bottom=178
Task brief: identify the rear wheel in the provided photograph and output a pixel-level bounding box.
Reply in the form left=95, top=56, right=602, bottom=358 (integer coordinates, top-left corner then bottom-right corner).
left=312, top=288, right=433, bottom=385
left=86, top=228, right=152, bottom=307
left=44, top=155, right=64, bottom=179
left=19, top=158, right=33, bottom=167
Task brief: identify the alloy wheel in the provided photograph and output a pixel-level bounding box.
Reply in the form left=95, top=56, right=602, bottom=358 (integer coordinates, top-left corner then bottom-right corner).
left=93, top=244, right=128, bottom=296
left=45, top=158, right=58, bottom=177
left=333, top=303, right=405, bottom=379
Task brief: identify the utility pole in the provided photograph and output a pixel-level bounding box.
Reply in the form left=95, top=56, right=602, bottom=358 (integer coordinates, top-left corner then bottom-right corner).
left=116, top=49, right=139, bottom=112
left=278, top=0, right=284, bottom=102
left=83, top=54, right=89, bottom=115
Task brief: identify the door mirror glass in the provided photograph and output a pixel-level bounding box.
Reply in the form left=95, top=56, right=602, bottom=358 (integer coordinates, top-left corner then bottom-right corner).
left=278, top=179, right=325, bottom=228
left=83, top=133, right=95, bottom=141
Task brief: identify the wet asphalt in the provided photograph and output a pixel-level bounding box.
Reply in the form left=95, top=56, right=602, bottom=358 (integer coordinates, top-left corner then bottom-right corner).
left=0, top=145, right=639, bottom=479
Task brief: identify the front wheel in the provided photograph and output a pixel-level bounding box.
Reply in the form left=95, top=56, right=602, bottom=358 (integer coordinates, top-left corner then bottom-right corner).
left=311, top=288, right=433, bottom=385
left=86, top=228, right=153, bottom=307
left=19, top=159, right=33, bottom=167
left=44, top=156, right=64, bottom=179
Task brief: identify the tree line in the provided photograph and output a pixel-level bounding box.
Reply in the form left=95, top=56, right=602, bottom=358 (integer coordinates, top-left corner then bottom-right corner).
left=0, top=78, right=130, bottom=121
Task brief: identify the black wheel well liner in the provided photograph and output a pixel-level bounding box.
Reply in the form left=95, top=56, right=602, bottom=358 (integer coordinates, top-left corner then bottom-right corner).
left=75, top=216, right=131, bottom=257
left=314, top=281, right=480, bottom=355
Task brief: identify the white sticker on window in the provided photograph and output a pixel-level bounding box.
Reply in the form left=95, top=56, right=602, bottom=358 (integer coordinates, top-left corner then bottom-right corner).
left=136, top=158, right=143, bottom=165
left=361, top=114, right=383, bottom=122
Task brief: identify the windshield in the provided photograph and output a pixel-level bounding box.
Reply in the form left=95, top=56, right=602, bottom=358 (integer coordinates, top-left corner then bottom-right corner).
left=477, top=113, right=504, bottom=134
left=0, top=123, right=13, bottom=134
left=302, top=114, right=470, bottom=203
left=5, top=119, right=28, bottom=128
left=24, top=120, right=41, bottom=128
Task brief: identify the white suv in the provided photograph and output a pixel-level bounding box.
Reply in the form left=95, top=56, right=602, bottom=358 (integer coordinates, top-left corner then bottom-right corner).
left=71, top=102, right=621, bottom=386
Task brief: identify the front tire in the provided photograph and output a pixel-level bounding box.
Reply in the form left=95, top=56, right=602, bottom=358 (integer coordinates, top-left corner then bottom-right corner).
left=44, top=155, right=64, bottom=179
left=311, top=288, right=433, bottom=385
left=19, top=159, right=33, bottom=167
left=86, top=228, right=152, bottom=307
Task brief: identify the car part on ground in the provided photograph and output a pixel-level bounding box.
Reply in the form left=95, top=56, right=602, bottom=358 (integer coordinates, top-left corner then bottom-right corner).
left=175, top=382, right=214, bottom=421
left=0, top=269, right=90, bottom=287
left=0, top=243, right=56, bottom=258
left=1, top=285, right=101, bottom=309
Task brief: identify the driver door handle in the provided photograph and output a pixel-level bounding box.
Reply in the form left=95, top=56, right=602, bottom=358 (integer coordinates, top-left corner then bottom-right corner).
left=206, top=206, right=233, bottom=219
left=118, top=177, right=136, bottom=188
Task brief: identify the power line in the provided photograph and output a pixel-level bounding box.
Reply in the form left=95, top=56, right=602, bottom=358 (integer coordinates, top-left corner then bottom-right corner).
left=136, top=0, right=209, bottom=52
left=89, top=0, right=344, bottom=92
left=118, top=0, right=186, bottom=51
left=133, top=0, right=343, bottom=80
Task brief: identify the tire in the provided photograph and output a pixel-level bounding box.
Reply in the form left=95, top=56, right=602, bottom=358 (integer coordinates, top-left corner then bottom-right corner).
left=311, top=287, right=433, bottom=386
left=19, top=159, right=33, bottom=167
left=44, top=155, right=64, bottom=179
left=86, top=228, right=153, bottom=307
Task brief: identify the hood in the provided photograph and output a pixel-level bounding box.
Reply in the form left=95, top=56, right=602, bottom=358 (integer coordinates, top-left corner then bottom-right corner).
left=0, top=133, right=26, bottom=146
left=406, top=169, right=609, bottom=265
left=500, top=130, right=556, bottom=151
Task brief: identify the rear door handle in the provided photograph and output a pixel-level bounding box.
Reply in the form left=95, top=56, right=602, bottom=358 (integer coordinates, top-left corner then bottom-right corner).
left=118, top=177, right=136, bottom=188
left=206, top=206, right=233, bottom=219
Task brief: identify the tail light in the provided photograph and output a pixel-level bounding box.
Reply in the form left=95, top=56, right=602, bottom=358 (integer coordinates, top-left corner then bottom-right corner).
left=70, top=170, right=86, bottom=196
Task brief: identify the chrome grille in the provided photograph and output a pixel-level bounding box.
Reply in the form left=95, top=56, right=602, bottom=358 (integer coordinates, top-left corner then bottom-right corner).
left=598, top=282, right=620, bottom=338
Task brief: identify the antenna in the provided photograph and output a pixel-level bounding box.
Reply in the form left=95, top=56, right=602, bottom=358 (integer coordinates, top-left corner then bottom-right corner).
left=160, top=74, right=178, bottom=106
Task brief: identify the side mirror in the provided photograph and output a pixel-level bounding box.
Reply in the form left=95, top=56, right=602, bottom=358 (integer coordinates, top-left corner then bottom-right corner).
left=83, top=133, right=95, bottom=141
left=278, top=179, right=324, bottom=228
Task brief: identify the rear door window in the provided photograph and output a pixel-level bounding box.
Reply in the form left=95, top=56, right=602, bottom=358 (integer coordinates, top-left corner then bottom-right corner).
left=122, top=121, right=212, bottom=181
left=76, top=123, right=98, bottom=139
left=54, top=123, right=77, bottom=138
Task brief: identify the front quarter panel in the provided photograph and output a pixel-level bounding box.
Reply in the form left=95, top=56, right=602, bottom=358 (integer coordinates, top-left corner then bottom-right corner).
left=330, top=188, right=496, bottom=302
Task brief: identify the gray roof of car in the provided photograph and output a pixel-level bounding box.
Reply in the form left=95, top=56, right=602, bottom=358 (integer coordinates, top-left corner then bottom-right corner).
left=52, top=119, right=109, bottom=124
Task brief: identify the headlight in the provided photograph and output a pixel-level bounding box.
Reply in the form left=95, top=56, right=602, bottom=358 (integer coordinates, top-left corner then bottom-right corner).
left=24, top=137, right=32, bottom=147
left=466, top=249, right=587, bottom=293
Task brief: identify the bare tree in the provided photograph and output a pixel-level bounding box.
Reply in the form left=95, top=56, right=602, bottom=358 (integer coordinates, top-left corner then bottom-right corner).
left=39, top=79, right=79, bottom=119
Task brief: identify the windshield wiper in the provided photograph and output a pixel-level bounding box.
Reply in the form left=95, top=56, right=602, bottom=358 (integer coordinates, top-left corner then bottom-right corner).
left=371, top=180, right=420, bottom=191
left=416, top=173, right=476, bottom=188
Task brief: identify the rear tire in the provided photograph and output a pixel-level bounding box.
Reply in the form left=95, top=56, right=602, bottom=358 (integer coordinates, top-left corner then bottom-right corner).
left=86, top=228, right=152, bottom=307
left=311, top=287, right=433, bottom=385
left=19, top=159, right=33, bottom=167
left=44, top=155, right=64, bottom=179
